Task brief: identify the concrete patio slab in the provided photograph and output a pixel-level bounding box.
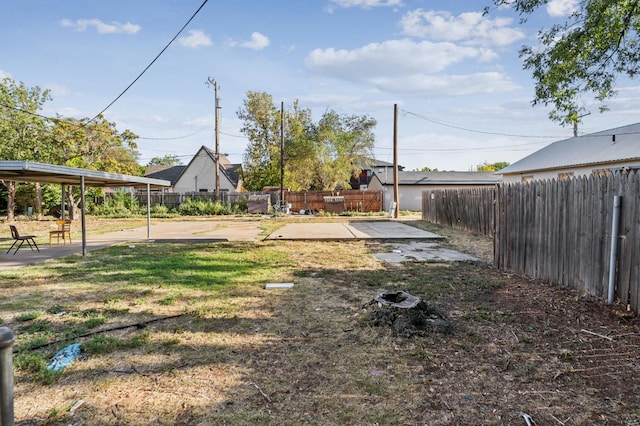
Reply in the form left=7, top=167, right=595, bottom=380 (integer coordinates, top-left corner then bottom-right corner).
left=265, top=221, right=442, bottom=240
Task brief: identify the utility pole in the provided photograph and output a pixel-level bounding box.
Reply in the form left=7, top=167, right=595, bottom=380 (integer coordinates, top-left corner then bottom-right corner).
left=280, top=101, right=285, bottom=210
left=573, top=112, right=591, bottom=137
left=206, top=77, right=221, bottom=200
left=393, top=103, right=399, bottom=218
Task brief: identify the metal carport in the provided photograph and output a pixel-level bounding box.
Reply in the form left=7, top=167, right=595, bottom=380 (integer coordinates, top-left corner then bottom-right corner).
left=0, top=161, right=171, bottom=256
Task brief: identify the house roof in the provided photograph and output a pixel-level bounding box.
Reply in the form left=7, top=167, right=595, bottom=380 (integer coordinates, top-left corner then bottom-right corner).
left=499, top=122, right=640, bottom=175
left=145, top=165, right=187, bottom=184
left=143, top=146, right=242, bottom=188
left=373, top=170, right=501, bottom=185
left=355, top=157, right=404, bottom=171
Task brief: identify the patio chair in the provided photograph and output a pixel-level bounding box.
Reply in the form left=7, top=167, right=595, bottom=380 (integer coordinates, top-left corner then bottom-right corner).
left=7, top=225, right=40, bottom=255
left=49, top=220, right=72, bottom=246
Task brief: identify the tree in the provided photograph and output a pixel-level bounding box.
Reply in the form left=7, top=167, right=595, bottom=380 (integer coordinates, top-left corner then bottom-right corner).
left=237, top=91, right=377, bottom=191
left=237, top=91, right=283, bottom=191
left=476, top=161, right=510, bottom=172
left=492, top=0, right=640, bottom=128
left=311, top=110, right=377, bottom=190
left=414, top=166, right=439, bottom=172
left=0, top=77, right=51, bottom=220
left=148, top=155, right=183, bottom=167
left=46, top=115, right=140, bottom=218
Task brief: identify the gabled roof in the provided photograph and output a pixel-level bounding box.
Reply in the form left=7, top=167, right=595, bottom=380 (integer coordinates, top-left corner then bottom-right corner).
left=144, top=146, right=242, bottom=188
left=499, top=122, right=640, bottom=175
left=373, top=170, right=501, bottom=185
left=145, top=165, right=187, bottom=184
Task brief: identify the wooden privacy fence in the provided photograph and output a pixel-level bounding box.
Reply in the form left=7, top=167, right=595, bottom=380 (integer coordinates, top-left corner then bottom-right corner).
left=133, top=189, right=383, bottom=214
left=495, top=172, right=640, bottom=314
left=422, top=187, right=496, bottom=236
left=285, top=190, right=383, bottom=213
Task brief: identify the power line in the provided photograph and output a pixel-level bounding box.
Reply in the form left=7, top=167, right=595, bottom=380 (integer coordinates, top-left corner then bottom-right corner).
left=400, top=108, right=566, bottom=139
left=83, top=0, right=209, bottom=126
left=0, top=102, right=212, bottom=141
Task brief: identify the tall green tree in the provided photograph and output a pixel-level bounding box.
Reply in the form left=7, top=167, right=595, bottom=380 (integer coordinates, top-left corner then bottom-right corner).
left=47, top=115, right=140, bottom=218
left=237, top=91, right=283, bottom=191
left=147, top=155, right=183, bottom=167
left=0, top=77, right=51, bottom=220
left=492, top=0, right=640, bottom=128
left=237, top=91, right=376, bottom=191
left=311, top=110, right=377, bottom=190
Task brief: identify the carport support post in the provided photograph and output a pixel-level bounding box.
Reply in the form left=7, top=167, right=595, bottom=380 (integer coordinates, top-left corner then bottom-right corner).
left=61, top=184, right=66, bottom=220
left=80, top=176, right=87, bottom=257
left=146, top=184, right=151, bottom=239
left=0, top=327, right=15, bottom=426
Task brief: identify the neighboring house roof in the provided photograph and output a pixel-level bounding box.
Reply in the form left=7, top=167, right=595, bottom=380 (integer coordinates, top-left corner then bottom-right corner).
left=373, top=170, right=501, bottom=185
left=144, top=146, right=242, bottom=189
left=144, top=165, right=186, bottom=185
left=499, top=122, right=640, bottom=175
left=355, top=157, right=405, bottom=171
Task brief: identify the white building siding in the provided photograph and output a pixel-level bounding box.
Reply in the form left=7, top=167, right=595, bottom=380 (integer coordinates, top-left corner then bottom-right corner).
left=501, top=160, right=640, bottom=183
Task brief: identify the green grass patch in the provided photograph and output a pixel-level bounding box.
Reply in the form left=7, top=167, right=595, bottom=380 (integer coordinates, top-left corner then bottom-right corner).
left=15, top=311, right=44, bottom=322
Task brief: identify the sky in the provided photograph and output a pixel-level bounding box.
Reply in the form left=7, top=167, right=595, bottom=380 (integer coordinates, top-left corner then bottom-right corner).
left=2, top=0, right=640, bottom=172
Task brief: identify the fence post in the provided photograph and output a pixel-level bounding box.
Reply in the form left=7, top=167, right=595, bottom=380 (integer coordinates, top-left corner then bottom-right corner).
left=608, top=195, right=622, bottom=304
left=0, top=327, right=14, bottom=426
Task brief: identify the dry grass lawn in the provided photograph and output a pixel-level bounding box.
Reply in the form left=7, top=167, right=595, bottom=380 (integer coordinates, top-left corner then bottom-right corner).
left=0, top=217, right=638, bottom=425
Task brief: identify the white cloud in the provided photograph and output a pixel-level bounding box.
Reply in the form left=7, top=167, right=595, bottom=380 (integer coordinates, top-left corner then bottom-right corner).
left=399, top=9, right=525, bottom=47
left=226, top=32, right=270, bottom=50
left=0, top=69, right=12, bottom=79
left=546, top=0, right=579, bottom=17
left=60, top=18, right=140, bottom=34
left=241, top=32, right=270, bottom=50
left=178, top=30, right=212, bottom=49
left=305, top=39, right=492, bottom=78
left=330, top=0, right=403, bottom=9
left=371, top=72, right=519, bottom=96
left=44, top=83, right=71, bottom=97
left=305, top=39, right=518, bottom=97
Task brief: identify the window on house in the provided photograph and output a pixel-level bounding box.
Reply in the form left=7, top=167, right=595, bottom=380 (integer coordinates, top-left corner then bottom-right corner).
left=521, top=175, right=533, bottom=183
left=592, top=168, right=612, bottom=177
left=558, top=172, right=574, bottom=181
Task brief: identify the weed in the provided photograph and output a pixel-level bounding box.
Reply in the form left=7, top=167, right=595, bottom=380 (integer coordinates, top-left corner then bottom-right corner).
left=83, top=315, right=107, bottom=329
left=559, top=349, right=574, bottom=360
left=15, top=311, right=43, bottom=322
left=14, top=352, right=47, bottom=373
left=25, top=319, right=51, bottom=333
left=160, top=338, right=181, bottom=347
left=46, top=305, right=65, bottom=314
left=83, top=331, right=151, bottom=355
left=158, top=295, right=178, bottom=306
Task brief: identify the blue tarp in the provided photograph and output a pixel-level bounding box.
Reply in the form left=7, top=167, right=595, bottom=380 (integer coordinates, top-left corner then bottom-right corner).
left=46, top=343, right=82, bottom=372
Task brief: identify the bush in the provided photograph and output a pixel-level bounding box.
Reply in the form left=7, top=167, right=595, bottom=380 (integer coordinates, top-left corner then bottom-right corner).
left=177, top=198, right=243, bottom=216
left=90, top=190, right=143, bottom=217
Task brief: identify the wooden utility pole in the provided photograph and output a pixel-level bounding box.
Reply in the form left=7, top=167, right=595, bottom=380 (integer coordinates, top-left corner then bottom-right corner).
left=393, top=103, right=399, bottom=218
left=280, top=101, right=285, bottom=209
left=206, top=77, right=221, bottom=199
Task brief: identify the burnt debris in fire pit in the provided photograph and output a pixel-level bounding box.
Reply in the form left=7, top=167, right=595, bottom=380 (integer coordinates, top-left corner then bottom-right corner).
left=362, top=290, right=453, bottom=337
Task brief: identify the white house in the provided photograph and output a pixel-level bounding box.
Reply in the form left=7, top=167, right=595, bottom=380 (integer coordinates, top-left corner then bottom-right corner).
left=145, top=146, right=242, bottom=193
left=499, top=122, right=640, bottom=183
left=368, top=170, right=501, bottom=212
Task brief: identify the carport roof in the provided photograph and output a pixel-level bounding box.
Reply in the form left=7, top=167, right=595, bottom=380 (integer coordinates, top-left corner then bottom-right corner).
left=0, top=161, right=171, bottom=188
